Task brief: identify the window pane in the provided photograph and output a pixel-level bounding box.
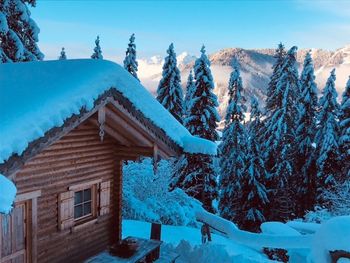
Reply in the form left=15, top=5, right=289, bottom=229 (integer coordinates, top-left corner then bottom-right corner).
left=84, top=189, right=92, bottom=202
left=74, top=205, right=83, bottom=219
left=83, top=202, right=92, bottom=215
left=75, top=191, right=83, bottom=204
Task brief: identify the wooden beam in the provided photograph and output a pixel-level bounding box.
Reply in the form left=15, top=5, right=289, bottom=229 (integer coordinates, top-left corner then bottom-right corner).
left=105, top=107, right=154, bottom=147
left=106, top=100, right=178, bottom=157
left=88, top=119, right=132, bottom=146
left=16, top=190, right=42, bottom=203
left=98, top=107, right=106, bottom=142
left=153, top=144, right=159, bottom=174
left=114, top=145, right=154, bottom=156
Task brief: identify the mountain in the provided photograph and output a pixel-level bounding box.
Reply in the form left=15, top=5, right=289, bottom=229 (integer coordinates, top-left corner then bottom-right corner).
left=138, top=52, right=196, bottom=93
left=138, top=46, right=350, bottom=121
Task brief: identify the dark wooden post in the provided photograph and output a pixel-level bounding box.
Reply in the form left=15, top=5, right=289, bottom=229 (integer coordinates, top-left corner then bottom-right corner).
left=149, top=223, right=162, bottom=261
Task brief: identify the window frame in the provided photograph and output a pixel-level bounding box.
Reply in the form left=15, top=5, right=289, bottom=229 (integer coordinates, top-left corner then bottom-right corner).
left=68, top=179, right=101, bottom=226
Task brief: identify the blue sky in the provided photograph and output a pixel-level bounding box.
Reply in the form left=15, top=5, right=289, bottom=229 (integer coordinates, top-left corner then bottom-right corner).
left=31, top=0, right=350, bottom=61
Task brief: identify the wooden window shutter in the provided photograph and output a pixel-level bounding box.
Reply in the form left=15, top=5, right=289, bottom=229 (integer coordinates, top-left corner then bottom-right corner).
left=99, top=181, right=111, bottom=216
left=58, top=191, right=74, bottom=231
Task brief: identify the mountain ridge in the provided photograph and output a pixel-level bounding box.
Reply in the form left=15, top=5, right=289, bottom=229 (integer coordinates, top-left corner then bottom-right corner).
left=137, top=46, right=350, bottom=119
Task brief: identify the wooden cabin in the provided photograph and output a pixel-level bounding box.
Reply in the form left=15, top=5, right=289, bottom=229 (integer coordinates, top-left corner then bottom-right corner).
left=0, top=60, right=216, bottom=263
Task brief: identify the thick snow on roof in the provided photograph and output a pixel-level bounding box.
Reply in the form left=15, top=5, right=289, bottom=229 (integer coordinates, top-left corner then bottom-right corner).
left=0, top=174, right=16, bottom=214
left=0, top=59, right=217, bottom=163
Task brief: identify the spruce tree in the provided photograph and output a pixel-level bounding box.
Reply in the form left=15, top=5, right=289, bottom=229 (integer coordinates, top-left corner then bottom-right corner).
left=294, top=52, right=318, bottom=216
left=249, top=96, right=265, bottom=144
left=219, top=62, right=248, bottom=223
left=264, top=46, right=299, bottom=221
left=123, top=33, right=139, bottom=80
left=58, top=47, right=66, bottom=60
left=339, top=77, right=350, bottom=178
left=0, top=0, right=44, bottom=62
left=316, top=69, right=341, bottom=193
left=183, top=70, right=195, bottom=121
left=265, top=43, right=286, bottom=114
left=156, top=43, right=184, bottom=123
left=184, top=45, right=220, bottom=140
left=241, top=101, right=269, bottom=231
left=91, top=35, right=103, bottom=59
left=175, top=46, right=219, bottom=212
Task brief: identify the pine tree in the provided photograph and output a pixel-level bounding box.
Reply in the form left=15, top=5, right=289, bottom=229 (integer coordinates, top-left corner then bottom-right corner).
left=58, top=47, right=66, bottom=60
left=316, top=69, right=341, bottom=195
left=174, top=46, right=219, bottom=212
left=156, top=43, right=184, bottom=123
left=219, top=62, right=248, bottom=222
left=241, top=101, right=269, bottom=231
left=0, top=0, right=44, bottom=62
left=91, top=35, right=103, bottom=59
left=123, top=33, right=139, bottom=80
left=264, top=46, right=299, bottom=221
left=183, top=70, right=195, bottom=121
left=294, top=52, right=318, bottom=216
left=265, top=43, right=286, bottom=114
left=339, top=77, right=350, bottom=178
left=184, top=45, right=220, bottom=140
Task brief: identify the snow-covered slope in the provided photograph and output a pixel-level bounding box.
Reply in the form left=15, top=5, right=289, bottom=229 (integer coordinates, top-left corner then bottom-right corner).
left=138, top=45, right=350, bottom=120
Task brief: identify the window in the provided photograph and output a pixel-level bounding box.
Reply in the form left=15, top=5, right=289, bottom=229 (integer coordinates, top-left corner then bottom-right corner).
left=58, top=179, right=111, bottom=231
left=74, top=188, right=92, bottom=220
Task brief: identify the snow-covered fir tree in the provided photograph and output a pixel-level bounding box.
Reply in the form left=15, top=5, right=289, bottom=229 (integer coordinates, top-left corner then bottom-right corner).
left=184, top=45, right=220, bottom=140
left=173, top=46, right=219, bottom=212
left=219, top=62, right=248, bottom=223
left=264, top=46, right=300, bottom=221
left=240, top=101, right=269, bottom=231
left=58, top=47, right=66, bottom=60
left=156, top=43, right=184, bottom=123
left=294, top=52, right=318, bottom=216
left=0, top=0, right=44, bottom=62
left=249, top=96, right=265, bottom=144
left=183, top=70, right=195, bottom=121
left=265, top=43, right=286, bottom=114
left=315, top=69, right=341, bottom=194
left=123, top=33, right=139, bottom=80
left=91, top=35, right=103, bottom=59
left=339, top=76, right=350, bottom=178
left=171, top=71, right=196, bottom=188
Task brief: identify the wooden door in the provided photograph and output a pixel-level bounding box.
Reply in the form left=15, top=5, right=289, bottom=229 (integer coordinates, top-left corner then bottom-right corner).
left=0, top=203, right=27, bottom=263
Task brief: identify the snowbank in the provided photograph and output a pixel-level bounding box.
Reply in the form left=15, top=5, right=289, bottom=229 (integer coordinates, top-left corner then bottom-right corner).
left=0, top=59, right=217, bottom=164
left=261, top=222, right=301, bottom=236
left=0, top=174, right=16, bottom=214
left=196, top=210, right=313, bottom=249
left=122, top=220, right=270, bottom=262
left=311, top=216, right=350, bottom=263
left=286, top=221, right=321, bottom=234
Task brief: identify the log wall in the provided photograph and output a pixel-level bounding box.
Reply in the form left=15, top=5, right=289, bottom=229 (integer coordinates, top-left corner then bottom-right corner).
left=14, top=121, right=122, bottom=263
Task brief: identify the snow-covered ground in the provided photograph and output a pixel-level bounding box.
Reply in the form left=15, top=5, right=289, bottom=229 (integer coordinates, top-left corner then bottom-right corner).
left=86, top=219, right=272, bottom=263
left=87, top=216, right=350, bottom=263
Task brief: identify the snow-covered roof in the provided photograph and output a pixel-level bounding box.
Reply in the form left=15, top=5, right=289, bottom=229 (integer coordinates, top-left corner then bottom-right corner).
left=0, top=59, right=217, bottom=165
